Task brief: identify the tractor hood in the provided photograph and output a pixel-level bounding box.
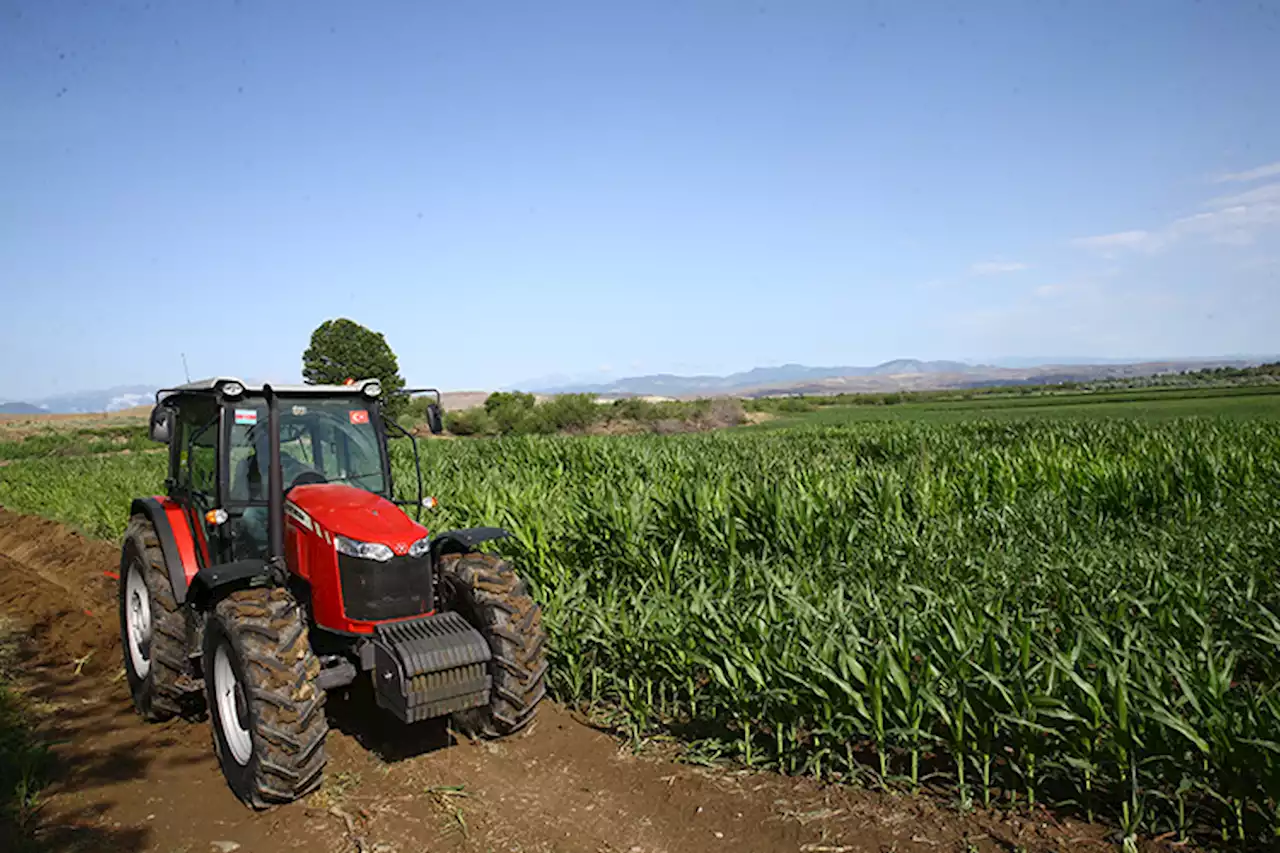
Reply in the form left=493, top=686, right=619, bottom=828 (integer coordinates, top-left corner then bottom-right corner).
left=286, top=483, right=427, bottom=551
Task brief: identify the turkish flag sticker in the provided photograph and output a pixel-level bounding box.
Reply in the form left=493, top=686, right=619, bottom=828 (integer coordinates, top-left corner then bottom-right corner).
left=349, top=410, right=369, bottom=425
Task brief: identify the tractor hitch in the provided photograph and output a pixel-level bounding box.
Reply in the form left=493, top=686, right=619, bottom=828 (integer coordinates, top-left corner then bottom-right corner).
left=372, top=611, right=492, bottom=723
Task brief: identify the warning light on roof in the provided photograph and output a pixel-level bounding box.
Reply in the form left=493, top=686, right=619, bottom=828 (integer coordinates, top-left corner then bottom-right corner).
left=344, top=378, right=356, bottom=385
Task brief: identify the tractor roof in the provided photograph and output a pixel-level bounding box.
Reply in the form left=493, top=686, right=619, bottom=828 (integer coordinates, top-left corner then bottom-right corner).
left=159, top=377, right=381, bottom=404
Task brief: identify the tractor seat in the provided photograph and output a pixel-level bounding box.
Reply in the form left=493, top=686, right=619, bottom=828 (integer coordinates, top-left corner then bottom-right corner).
left=232, top=454, right=324, bottom=500
left=232, top=454, right=265, bottom=502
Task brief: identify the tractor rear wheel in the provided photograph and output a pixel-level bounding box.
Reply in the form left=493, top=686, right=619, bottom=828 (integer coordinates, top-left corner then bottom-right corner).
left=438, top=552, right=548, bottom=737
left=119, top=515, right=190, bottom=721
left=203, top=587, right=328, bottom=808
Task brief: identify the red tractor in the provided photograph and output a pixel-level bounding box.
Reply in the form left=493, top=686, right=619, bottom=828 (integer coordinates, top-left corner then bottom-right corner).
left=118, top=377, right=547, bottom=807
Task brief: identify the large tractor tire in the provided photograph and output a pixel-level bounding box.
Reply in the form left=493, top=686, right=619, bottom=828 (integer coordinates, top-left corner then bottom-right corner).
left=119, top=515, right=191, bottom=721
left=438, top=552, right=548, bottom=737
left=203, top=587, right=327, bottom=808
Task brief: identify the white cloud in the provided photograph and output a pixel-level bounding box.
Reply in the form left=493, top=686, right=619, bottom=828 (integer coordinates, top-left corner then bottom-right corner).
left=1071, top=230, right=1155, bottom=252
left=1214, top=161, right=1280, bottom=183
left=1073, top=181, right=1280, bottom=256
left=1168, top=199, right=1280, bottom=247
left=1209, top=182, right=1280, bottom=209
left=970, top=260, right=1029, bottom=275
left=1032, top=273, right=1111, bottom=301
left=106, top=393, right=151, bottom=412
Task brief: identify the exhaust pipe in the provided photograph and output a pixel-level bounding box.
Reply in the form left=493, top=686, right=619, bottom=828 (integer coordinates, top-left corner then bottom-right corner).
left=263, top=383, right=285, bottom=563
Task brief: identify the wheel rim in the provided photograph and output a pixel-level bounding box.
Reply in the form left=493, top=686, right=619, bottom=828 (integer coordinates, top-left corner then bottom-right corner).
left=214, top=643, right=254, bottom=766
left=125, top=563, right=152, bottom=678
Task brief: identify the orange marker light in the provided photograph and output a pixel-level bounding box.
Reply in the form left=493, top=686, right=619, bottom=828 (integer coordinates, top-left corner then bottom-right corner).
left=205, top=508, right=229, bottom=526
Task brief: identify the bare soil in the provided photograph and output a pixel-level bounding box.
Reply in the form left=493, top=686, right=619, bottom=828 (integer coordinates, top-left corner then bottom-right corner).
left=0, top=508, right=1171, bottom=853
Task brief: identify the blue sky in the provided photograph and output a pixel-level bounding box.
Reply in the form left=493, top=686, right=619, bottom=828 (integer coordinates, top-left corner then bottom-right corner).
left=2, top=0, right=1277, bottom=399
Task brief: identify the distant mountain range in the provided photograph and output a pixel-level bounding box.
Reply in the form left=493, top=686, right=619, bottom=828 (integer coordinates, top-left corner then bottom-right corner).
left=529, top=360, right=982, bottom=396
left=0, top=402, right=47, bottom=415
left=3, top=357, right=1274, bottom=415
left=0, top=385, right=156, bottom=415
left=528, top=357, right=1270, bottom=399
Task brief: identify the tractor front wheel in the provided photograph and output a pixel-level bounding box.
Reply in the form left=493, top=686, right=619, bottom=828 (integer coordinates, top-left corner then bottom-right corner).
left=438, top=552, right=548, bottom=737
left=203, top=587, right=328, bottom=808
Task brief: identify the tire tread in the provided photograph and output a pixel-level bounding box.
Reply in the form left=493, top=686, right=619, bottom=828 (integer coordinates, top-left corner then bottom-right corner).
left=122, top=516, right=190, bottom=721
left=439, top=552, right=548, bottom=738
left=207, top=587, right=327, bottom=808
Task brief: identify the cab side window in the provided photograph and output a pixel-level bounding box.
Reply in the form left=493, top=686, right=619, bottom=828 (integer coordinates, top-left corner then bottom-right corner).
left=175, top=399, right=219, bottom=500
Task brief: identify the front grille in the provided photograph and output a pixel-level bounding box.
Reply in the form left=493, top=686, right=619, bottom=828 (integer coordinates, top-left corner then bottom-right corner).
left=338, top=552, right=434, bottom=622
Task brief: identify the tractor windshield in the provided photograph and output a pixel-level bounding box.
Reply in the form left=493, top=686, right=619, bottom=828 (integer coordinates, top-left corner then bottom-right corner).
left=227, top=398, right=388, bottom=502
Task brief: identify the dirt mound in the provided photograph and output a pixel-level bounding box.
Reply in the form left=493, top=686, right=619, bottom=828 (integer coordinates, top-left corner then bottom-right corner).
left=0, top=509, right=119, bottom=673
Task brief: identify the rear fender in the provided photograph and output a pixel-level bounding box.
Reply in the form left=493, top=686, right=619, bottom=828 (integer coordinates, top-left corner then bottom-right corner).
left=430, top=527, right=511, bottom=562
left=129, top=497, right=201, bottom=605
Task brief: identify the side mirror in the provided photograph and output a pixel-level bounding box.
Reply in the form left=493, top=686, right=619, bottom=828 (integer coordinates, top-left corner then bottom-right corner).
left=148, top=406, right=172, bottom=443
left=426, top=403, right=444, bottom=435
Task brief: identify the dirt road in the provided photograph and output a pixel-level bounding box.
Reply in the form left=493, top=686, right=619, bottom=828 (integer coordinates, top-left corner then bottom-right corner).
left=0, top=508, right=1131, bottom=853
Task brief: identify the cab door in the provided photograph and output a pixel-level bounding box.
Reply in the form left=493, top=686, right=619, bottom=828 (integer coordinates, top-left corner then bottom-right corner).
left=172, top=399, right=220, bottom=566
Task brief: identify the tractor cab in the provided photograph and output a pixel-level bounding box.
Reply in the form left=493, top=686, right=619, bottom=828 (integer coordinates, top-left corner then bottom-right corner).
left=147, top=377, right=439, bottom=564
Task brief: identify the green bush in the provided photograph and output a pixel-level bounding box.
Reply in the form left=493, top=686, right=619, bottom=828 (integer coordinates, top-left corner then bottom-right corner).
left=483, top=391, right=536, bottom=414
left=484, top=391, right=539, bottom=434
left=537, top=394, right=602, bottom=433
left=442, top=394, right=744, bottom=437
left=444, top=408, right=494, bottom=436
left=609, top=398, right=692, bottom=422
left=401, top=395, right=433, bottom=424
left=772, top=398, right=816, bottom=414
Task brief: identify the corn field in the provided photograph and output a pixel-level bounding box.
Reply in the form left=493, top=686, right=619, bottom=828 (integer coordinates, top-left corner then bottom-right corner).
left=405, top=420, right=1280, bottom=846
left=2, top=418, right=1278, bottom=844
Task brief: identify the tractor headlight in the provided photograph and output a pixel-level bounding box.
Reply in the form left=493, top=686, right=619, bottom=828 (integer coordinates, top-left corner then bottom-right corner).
left=335, top=535, right=394, bottom=562
left=408, top=536, right=431, bottom=559
left=363, top=380, right=382, bottom=398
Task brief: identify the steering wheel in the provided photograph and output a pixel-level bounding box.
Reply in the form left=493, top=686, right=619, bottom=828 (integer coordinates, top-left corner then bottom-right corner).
left=288, top=471, right=328, bottom=490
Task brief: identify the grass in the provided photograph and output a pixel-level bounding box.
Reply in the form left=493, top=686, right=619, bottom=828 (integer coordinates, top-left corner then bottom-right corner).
left=753, top=385, right=1280, bottom=428
left=0, top=621, right=50, bottom=850
left=2, top=404, right=1279, bottom=845
left=0, top=424, right=152, bottom=462
left=0, top=454, right=166, bottom=539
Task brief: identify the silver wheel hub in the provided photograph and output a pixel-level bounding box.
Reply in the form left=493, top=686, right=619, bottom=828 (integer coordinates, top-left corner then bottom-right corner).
left=214, top=642, right=254, bottom=766
left=125, top=564, right=152, bottom=678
